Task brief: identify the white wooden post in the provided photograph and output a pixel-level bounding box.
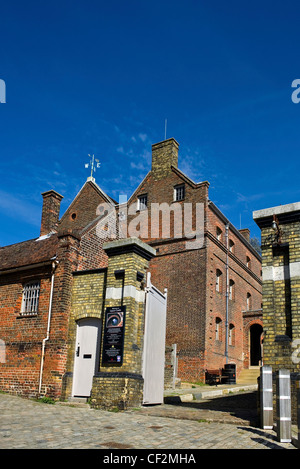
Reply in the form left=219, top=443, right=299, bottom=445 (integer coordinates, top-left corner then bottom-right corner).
left=260, top=365, right=273, bottom=429
left=276, top=369, right=291, bottom=443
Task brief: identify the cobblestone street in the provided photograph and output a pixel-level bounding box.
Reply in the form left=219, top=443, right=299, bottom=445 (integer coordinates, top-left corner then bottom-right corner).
left=0, top=392, right=296, bottom=452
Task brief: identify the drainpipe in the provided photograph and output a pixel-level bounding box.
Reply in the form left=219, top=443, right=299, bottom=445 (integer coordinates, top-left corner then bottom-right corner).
left=38, top=259, right=59, bottom=395
left=225, top=224, right=229, bottom=364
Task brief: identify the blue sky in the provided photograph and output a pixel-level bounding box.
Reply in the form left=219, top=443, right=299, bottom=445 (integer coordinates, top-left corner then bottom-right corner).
left=1, top=0, right=300, bottom=246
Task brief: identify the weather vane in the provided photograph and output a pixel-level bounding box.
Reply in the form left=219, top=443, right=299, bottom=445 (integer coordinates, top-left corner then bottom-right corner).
left=85, top=154, right=101, bottom=179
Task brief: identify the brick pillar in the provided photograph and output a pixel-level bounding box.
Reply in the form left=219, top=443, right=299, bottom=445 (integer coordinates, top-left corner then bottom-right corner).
left=253, top=202, right=300, bottom=423
left=90, top=237, right=156, bottom=410
left=48, top=231, right=81, bottom=399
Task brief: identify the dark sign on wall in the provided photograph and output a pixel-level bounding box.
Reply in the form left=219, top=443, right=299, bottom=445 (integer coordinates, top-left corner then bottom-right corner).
left=102, top=306, right=126, bottom=365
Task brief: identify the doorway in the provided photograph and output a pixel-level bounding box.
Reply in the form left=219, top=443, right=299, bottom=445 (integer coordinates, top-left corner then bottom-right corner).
left=72, top=317, right=102, bottom=397
left=250, top=324, right=263, bottom=366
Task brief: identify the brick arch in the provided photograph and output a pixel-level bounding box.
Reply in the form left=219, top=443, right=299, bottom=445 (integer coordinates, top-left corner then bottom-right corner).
left=243, top=318, right=263, bottom=369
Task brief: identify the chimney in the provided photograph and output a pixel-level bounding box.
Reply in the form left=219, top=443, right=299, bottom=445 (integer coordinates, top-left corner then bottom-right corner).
left=40, top=190, right=63, bottom=236
left=151, top=138, right=179, bottom=179
left=239, top=228, right=250, bottom=242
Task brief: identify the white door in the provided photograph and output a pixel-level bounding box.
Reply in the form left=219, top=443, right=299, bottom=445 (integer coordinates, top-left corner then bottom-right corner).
left=142, top=273, right=167, bottom=405
left=72, top=318, right=101, bottom=397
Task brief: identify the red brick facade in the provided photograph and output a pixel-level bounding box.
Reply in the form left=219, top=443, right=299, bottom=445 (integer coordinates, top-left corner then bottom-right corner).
left=0, top=138, right=262, bottom=397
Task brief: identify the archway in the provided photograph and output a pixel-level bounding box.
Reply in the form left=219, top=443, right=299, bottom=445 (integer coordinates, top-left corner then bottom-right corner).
left=250, top=324, right=263, bottom=366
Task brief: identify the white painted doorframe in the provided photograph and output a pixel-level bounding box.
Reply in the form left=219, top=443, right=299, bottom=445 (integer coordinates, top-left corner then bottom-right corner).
left=72, top=317, right=102, bottom=397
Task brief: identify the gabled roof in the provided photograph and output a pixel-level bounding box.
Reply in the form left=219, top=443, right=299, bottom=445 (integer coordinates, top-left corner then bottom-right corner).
left=58, top=179, right=117, bottom=234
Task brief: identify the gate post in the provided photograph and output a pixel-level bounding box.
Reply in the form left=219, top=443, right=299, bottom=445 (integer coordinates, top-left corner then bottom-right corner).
left=276, top=369, right=292, bottom=443
left=297, top=377, right=300, bottom=448
left=260, top=365, right=273, bottom=429
left=90, top=238, right=156, bottom=410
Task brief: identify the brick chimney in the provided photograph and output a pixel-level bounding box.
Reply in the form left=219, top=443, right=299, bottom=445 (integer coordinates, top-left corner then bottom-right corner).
left=40, top=190, right=63, bottom=236
left=239, top=228, right=250, bottom=242
left=151, top=138, right=179, bottom=179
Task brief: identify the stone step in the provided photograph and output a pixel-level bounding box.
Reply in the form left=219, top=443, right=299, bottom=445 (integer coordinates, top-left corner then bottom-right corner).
left=237, top=368, right=260, bottom=384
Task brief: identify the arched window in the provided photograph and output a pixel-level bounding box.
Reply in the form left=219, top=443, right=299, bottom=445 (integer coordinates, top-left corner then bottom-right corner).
left=246, top=256, right=251, bottom=268
left=216, top=317, right=222, bottom=341
left=246, top=292, right=252, bottom=311
left=229, top=279, right=235, bottom=300
left=229, top=239, right=235, bottom=253
left=229, top=324, right=235, bottom=346
left=216, top=269, right=222, bottom=292
left=216, top=226, right=222, bottom=241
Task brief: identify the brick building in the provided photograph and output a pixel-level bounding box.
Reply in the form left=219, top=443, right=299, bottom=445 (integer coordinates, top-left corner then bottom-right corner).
left=0, top=137, right=262, bottom=399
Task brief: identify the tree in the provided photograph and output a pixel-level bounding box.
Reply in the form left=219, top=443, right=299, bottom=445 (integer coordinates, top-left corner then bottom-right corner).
left=249, top=236, right=262, bottom=256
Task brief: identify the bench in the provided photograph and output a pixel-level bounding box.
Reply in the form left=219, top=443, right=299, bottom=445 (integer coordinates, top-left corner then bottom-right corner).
left=205, top=368, right=225, bottom=386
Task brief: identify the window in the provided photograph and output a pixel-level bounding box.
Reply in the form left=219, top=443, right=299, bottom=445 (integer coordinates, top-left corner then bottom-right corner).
left=229, top=324, right=235, bottom=346
left=174, top=184, right=185, bottom=201
left=216, top=269, right=222, bottom=292
left=137, top=194, right=148, bottom=211
left=246, top=256, right=251, bottom=268
left=216, top=317, right=222, bottom=341
left=229, top=239, right=235, bottom=253
left=21, top=281, right=40, bottom=316
left=229, top=279, right=235, bottom=300
left=216, top=226, right=222, bottom=241
left=246, top=292, right=252, bottom=311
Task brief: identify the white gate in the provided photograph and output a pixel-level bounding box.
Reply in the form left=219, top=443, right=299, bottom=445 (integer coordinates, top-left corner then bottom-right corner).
left=142, top=273, right=167, bottom=405
left=72, top=317, right=102, bottom=397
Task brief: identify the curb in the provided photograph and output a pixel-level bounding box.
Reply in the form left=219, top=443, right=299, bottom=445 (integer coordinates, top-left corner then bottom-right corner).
left=164, top=384, right=258, bottom=403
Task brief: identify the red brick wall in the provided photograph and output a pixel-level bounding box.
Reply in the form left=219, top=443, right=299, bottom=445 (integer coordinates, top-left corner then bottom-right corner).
left=0, top=267, right=53, bottom=397
left=149, top=244, right=207, bottom=382
left=205, top=206, right=262, bottom=377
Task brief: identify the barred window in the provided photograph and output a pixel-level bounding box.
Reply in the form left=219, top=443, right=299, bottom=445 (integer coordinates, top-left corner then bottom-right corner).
left=21, top=281, right=40, bottom=316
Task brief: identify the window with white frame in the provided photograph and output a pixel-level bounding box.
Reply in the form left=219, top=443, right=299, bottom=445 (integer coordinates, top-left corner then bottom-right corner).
left=216, top=269, right=222, bottom=292
left=21, top=281, right=40, bottom=316
left=216, top=317, right=222, bottom=341
left=174, top=184, right=185, bottom=201
left=246, top=292, right=252, bottom=311
left=229, top=279, right=235, bottom=300
left=229, top=323, right=235, bottom=346
left=216, top=226, right=222, bottom=241
left=137, top=194, right=148, bottom=211
left=229, top=239, right=235, bottom=253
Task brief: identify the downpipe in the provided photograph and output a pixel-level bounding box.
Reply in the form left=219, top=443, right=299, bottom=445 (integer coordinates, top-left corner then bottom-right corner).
left=38, top=259, right=59, bottom=396
left=225, top=224, right=229, bottom=364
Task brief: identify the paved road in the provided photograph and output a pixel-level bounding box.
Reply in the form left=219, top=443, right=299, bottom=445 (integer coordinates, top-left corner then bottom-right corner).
left=0, top=392, right=296, bottom=451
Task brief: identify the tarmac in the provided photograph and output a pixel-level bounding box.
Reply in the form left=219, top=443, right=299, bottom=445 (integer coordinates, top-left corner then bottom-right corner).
left=0, top=381, right=298, bottom=453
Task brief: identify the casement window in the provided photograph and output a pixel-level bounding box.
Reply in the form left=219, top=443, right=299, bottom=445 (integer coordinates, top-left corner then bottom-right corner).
left=216, top=269, right=222, bottom=292
left=21, top=281, right=40, bottom=316
left=137, top=194, right=148, bottom=211
left=174, top=184, right=185, bottom=201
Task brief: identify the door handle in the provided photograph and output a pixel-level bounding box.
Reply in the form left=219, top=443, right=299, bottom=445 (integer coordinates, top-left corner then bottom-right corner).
left=76, top=346, right=80, bottom=357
